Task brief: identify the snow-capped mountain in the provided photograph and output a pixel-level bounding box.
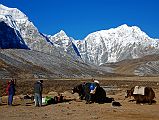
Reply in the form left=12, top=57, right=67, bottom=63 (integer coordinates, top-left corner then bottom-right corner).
left=75, top=24, right=159, bottom=65
left=0, top=4, right=53, bottom=51
left=1, top=4, right=159, bottom=67
left=0, top=4, right=80, bottom=58
left=47, top=30, right=81, bottom=58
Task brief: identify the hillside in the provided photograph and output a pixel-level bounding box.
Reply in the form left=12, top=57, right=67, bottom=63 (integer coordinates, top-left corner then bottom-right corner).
left=0, top=49, right=115, bottom=79
left=101, top=54, right=159, bottom=76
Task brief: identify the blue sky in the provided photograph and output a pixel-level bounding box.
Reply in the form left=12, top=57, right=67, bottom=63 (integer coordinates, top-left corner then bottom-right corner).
left=1, top=0, right=159, bottom=39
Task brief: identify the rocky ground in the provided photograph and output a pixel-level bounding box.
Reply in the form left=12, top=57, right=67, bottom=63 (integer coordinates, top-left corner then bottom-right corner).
left=0, top=77, right=159, bottom=120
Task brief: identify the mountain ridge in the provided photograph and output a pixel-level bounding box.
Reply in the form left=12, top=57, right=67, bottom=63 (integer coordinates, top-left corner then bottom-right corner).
left=0, top=4, right=81, bottom=59
left=1, top=4, right=159, bottom=78
left=75, top=24, right=159, bottom=65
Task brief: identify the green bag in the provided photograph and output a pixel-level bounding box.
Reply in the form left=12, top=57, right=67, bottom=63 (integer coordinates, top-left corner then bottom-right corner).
left=45, top=96, right=52, bottom=105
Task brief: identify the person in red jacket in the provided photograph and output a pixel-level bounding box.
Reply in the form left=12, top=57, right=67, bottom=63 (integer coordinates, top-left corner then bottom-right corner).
left=6, top=80, right=10, bottom=96
left=6, top=79, right=16, bottom=106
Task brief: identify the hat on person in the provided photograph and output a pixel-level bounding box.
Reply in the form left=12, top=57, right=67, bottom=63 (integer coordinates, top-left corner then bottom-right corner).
left=94, top=80, right=99, bottom=84
left=40, top=80, right=43, bottom=83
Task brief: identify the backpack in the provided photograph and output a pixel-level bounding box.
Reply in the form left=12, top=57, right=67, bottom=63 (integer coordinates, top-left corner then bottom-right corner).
left=90, top=83, right=95, bottom=90
left=45, top=96, right=53, bottom=105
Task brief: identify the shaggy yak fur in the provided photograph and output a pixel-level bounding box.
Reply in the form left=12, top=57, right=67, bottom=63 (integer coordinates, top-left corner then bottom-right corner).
left=125, top=86, right=155, bottom=105
left=72, top=83, right=113, bottom=103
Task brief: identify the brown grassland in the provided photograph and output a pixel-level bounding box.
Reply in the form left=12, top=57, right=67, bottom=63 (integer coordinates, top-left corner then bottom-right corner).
left=0, top=76, right=159, bottom=120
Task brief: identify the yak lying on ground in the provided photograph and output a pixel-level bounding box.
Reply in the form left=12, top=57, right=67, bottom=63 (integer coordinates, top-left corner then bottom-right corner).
left=125, top=86, right=155, bottom=105
left=72, top=83, right=113, bottom=103
left=72, top=83, right=85, bottom=100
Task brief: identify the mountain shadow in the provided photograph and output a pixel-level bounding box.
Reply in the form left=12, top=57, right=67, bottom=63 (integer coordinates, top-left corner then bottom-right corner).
left=0, top=21, right=29, bottom=49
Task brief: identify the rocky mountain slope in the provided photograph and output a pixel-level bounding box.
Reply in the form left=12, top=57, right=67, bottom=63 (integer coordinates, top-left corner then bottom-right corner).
left=0, top=4, right=80, bottom=58
left=75, top=24, right=159, bottom=65
left=0, top=49, right=114, bottom=79
left=101, top=54, right=159, bottom=76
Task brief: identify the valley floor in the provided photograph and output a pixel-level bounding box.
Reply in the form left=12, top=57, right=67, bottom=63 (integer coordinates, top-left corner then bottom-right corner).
left=0, top=77, right=159, bottom=120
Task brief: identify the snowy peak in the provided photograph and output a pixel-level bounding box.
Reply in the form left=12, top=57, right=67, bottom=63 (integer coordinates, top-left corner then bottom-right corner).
left=0, top=4, right=16, bottom=10
left=77, top=24, right=159, bottom=65
left=0, top=4, right=27, bottom=21
left=85, top=24, right=156, bottom=46
left=0, top=4, right=9, bottom=9
left=48, top=30, right=81, bottom=57
left=0, top=4, right=50, bottom=52
left=118, top=24, right=129, bottom=28
left=59, top=30, right=67, bottom=36
left=117, top=24, right=149, bottom=38
left=116, top=24, right=139, bottom=31
left=0, top=4, right=29, bottom=33
left=49, top=30, right=71, bottom=48
left=51, top=30, right=69, bottom=41
left=0, top=4, right=81, bottom=59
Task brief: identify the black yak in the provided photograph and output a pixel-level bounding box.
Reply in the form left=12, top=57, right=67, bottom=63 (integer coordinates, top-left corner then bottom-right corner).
left=72, top=82, right=113, bottom=103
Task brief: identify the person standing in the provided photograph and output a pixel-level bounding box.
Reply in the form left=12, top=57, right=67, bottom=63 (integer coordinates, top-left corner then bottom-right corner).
left=7, top=80, right=16, bottom=106
left=34, top=80, right=43, bottom=107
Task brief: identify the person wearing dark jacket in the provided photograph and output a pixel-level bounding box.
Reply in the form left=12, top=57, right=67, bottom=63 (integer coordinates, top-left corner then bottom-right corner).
left=86, top=80, right=100, bottom=104
left=7, top=80, right=16, bottom=106
left=34, top=80, right=43, bottom=107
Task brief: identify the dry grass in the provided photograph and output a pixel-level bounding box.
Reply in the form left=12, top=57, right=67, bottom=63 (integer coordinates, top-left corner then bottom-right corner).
left=0, top=77, right=159, bottom=120
left=1, top=77, right=159, bottom=95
